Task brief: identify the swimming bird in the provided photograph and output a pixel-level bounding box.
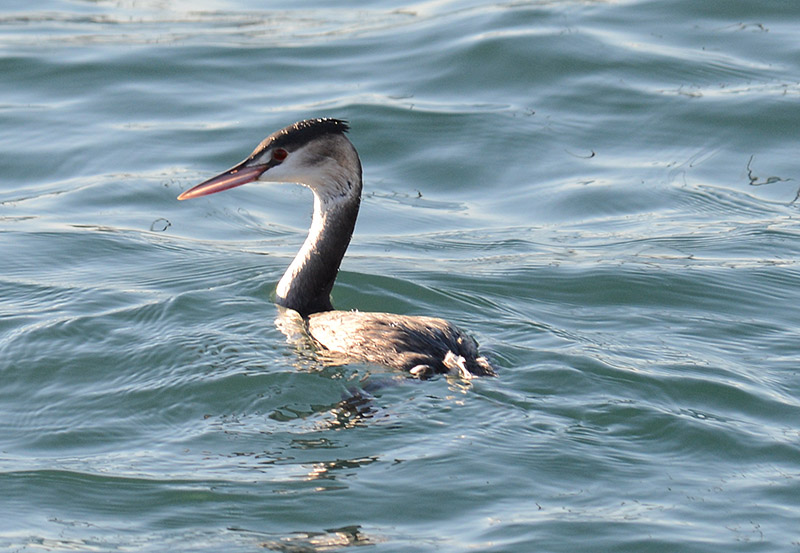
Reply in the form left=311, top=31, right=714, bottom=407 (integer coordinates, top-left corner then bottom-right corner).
left=178, top=118, right=496, bottom=378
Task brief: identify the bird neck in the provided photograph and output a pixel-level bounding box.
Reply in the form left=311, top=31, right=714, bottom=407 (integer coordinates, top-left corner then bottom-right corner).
left=275, top=180, right=361, bottom=317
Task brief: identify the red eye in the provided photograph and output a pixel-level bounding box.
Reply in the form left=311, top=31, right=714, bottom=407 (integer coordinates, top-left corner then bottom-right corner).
left=272, top=148, right=288, bottom=161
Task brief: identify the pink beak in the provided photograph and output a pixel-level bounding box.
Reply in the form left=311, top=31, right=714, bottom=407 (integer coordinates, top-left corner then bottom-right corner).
left=177, top=161, right=268, bottom=200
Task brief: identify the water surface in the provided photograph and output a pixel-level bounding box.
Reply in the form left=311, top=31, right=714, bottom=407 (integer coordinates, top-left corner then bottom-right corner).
left=2, top=1, right=800, bottom=551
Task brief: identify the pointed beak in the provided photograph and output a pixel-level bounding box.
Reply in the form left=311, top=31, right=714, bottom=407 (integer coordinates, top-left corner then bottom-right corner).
left=177, top=160, right=269, bottom=201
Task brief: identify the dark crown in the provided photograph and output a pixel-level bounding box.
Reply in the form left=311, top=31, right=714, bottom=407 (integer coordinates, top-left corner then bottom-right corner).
left=251, top=118, right=350, bottom=158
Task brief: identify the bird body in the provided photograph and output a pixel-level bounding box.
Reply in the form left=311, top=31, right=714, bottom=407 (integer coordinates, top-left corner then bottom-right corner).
left=307, top=310, right=495, bottom=378
left=179, top=118, right=496, bottom=378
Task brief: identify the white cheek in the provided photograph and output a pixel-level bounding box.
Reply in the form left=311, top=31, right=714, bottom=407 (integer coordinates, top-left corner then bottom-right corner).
left=259, top=157, right=308, bottom=184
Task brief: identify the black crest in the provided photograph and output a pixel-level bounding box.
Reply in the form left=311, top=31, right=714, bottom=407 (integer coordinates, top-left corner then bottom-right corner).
left=251, top=118, right=350, bottom=158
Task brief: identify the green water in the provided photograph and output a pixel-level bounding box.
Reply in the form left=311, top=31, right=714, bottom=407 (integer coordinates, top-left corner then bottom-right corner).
left=2, top=0, right=799, bottom=551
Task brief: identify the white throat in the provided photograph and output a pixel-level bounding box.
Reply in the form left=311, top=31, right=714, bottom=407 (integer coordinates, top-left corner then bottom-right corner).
left=273, top=164, right=362, bottom=316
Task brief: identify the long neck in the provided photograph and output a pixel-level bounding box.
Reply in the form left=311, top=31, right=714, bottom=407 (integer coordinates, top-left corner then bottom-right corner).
left=275, top=184, right=361, bottom=317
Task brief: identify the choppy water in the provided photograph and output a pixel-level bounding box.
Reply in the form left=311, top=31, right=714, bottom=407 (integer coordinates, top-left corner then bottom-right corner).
left=2, top=1, right=800, bottom=551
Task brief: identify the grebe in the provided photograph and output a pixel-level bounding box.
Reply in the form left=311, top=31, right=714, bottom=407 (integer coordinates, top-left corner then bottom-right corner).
left=178, top=118, right=496, bottom=379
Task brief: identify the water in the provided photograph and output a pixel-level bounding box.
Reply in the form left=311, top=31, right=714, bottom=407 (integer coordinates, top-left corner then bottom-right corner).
left=2, top=0, right=799, bottom=551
